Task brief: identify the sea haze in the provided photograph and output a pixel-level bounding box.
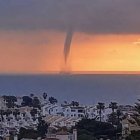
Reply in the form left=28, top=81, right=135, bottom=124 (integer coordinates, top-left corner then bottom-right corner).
left=0, top=74, right=140, bottom=105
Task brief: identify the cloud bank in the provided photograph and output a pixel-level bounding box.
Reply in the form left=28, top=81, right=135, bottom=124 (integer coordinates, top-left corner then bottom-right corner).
left=0, top=0, right=140, bottom=34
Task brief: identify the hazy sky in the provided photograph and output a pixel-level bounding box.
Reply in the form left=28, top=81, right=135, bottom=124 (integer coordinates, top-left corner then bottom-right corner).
left=0, top=0, right=140, bottom=73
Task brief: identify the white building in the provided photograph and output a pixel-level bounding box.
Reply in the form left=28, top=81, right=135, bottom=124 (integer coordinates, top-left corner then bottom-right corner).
left=42, top=104, right=85, bottom=118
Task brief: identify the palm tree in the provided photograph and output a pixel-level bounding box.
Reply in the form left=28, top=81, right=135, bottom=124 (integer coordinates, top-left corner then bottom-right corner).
left=116, top=109, right=122, bottom=124
left=109, top=102, right=118, bottom=113
left=97, top=102, right=105, bottom=122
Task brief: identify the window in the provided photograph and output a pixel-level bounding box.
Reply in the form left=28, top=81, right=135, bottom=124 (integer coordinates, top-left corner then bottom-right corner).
left=78, top=109, right=84, bottom=113
left=78, top=114, right=83, bottom=117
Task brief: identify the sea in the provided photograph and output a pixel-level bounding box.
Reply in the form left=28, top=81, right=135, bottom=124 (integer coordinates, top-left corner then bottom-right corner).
left=0, top=74, right=140, bottom=105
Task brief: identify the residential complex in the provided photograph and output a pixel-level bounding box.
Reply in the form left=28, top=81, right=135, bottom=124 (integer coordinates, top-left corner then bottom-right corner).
left=0, top=95, right=140, bottom=140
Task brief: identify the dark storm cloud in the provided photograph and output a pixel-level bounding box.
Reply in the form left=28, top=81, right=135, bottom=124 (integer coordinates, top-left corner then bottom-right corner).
left=0, top=0, right=140, bottom=34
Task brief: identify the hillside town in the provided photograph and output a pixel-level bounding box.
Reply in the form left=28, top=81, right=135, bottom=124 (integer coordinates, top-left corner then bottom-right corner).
left=0, top=93, right=140, bottom=140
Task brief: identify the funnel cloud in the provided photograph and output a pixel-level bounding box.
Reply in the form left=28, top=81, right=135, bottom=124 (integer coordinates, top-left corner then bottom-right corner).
left=64, top=29, right=73, bottom=63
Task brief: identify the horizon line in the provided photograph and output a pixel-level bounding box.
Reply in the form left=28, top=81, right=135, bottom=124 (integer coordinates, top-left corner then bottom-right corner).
left=1, top=71, right=140, bottom=75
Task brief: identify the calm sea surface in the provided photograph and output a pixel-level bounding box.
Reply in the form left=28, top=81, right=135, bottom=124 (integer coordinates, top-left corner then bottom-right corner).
left=0, top=74, right=140, bottom=105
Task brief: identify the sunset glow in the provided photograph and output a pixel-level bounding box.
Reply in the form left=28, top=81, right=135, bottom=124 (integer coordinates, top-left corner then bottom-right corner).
left=0, top=30, right=140, bottom=74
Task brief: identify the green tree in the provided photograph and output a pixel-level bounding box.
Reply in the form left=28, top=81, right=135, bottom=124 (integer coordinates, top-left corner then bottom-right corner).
left=3, top=96, right=17, bottom=108
left=21, top=96, right=33, bottom=107
left=126, top=130, right=140, bottom=140
left=49, top=97, right=58, bottom=104
left=78, top=134, right=96, bottom=140
left=108, top=112, right=117, bottom=125
left=71, top=101, right=79, bottom=106
left=37, top=117, right=48, bottom=138
left=76, top=119, right=119, bottom=140
left=18, top=127, right=38, bottom=139
left=32, top=97, right=41, bottom=109
left=108, top=109, right=122, bottom=125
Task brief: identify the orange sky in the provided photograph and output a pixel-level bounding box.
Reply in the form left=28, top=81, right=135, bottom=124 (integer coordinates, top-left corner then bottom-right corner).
left=0, top=30, right=140, bottom=74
